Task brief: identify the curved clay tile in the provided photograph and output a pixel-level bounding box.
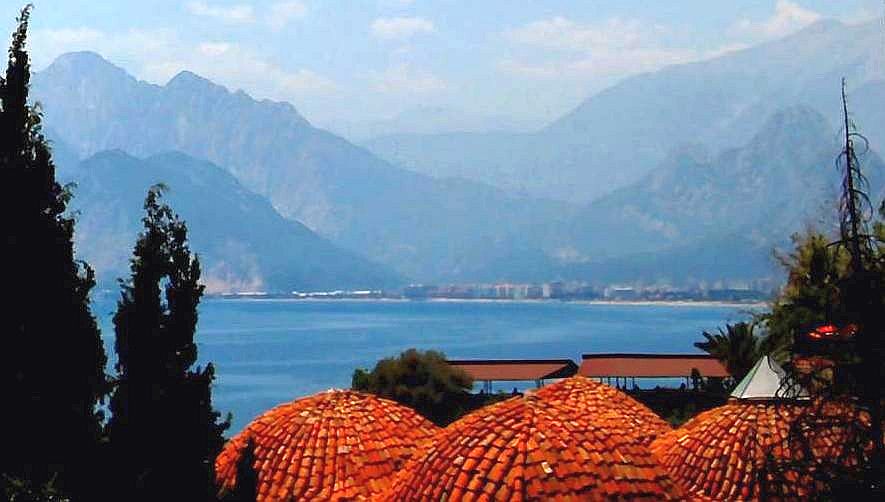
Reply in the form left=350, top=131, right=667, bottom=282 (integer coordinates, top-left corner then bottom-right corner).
left=215, top=389, right=439, bottom=501
left=535, top=376, right=672, bottom=446
left=650, top=401, right=865, bottom=501
left=384, top=377, right=681, bottom=501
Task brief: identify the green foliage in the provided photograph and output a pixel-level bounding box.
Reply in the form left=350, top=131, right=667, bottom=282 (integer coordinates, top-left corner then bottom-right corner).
left=764, top=232, right=851, bottom=356
left=1, top=474, right=70, bottom=502
left=664, top=402, right=697, bottom=427
left=107, top=186, right=229, bottom=500
left=694, top=321, right=762, bottom=383
left=0, top=5, right=107, bottom=499
left=351, top=349, right=473, bottom=426
left=760, top=89, right=885, bottom=498
left=760, top=220, right=884, bottom=366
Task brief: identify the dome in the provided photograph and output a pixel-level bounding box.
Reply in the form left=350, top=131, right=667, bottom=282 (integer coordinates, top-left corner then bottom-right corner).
left=384, top=377, right=681, bottom=501
left=650, top=401, right=862, bottom=501
left=537, top=376, right=672, bottom=446
left=215, top=390, right=439, bottom=501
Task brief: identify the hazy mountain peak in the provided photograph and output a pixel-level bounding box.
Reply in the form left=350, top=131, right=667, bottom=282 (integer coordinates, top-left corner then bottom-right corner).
left=749, top=105, right=834, bottom=151
left=49, top=50, right=111, bottom=68
left=42, top=51, right=133, bottom=83
left=166, top=70, right=224, bottom=93
left=85, top=149, right=136, bottom=164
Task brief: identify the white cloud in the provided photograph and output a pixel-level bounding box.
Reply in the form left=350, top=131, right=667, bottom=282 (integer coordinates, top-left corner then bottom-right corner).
left=31, top=27, right=179, bottom=70
left=501, top=16, right=750, bottom=83
left=502, top=16, right=694, bottom=82
left=371, top=16, right=434, bottom=40
left=499, top=47, right=698, bottom=81
left=731, top=0, right=821, bottom=40
left=197, top=41, right=234, bottom=57
left=506, top=16, right=652, bottom=52
left=146, top=41, right=337, bottom=97
left=186, top=1, right=255, bottom=23
left=35, top=27, right=104, bottom=47
left=276, top=68, right=337, bottom=95
left=371, top=64, right=447, bottom=94
left=267, top=1, right=308, bottom=31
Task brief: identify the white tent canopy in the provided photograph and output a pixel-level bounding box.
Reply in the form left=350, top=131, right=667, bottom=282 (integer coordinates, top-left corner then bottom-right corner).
left=730, top=355, right=808, bottom=400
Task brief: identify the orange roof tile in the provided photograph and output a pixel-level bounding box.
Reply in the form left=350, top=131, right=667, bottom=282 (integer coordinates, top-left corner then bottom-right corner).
left=382, top=377, right=681, bottom=501
left=216, top=389, right=439, bottom=501
left=580, top=353, right=730, bottom=378
left=650, top=401, right=866, bottom=501
left=536, top=375, right=672, bottom=447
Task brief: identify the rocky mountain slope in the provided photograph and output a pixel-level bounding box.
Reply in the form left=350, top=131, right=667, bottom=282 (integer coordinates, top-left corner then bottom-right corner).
left=66, top=150, right=401, bottom=292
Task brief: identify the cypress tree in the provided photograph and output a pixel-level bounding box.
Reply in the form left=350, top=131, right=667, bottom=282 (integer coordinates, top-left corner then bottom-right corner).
left=0, top=5, right=107, bottom=500
left=220, top=439, right=258, bottom=502
left=107, top=186, right=229, bottom=501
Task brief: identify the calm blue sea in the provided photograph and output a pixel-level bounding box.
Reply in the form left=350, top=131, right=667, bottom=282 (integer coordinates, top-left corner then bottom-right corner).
left=92, top=298, right=753, bottom=433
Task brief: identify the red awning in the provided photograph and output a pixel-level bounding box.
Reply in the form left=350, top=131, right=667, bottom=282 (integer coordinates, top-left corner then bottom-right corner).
left=448, top=359, right=578, bottom=381
left=579, top=354, right=729, bottom=378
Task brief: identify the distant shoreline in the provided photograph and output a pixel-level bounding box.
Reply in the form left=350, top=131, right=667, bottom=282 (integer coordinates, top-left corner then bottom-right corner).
left=203, top=295, right=767, bottom=309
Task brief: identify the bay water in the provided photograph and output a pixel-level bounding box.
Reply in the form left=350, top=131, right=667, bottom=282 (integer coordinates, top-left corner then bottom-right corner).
left=93, top=297, right=754, bottom=433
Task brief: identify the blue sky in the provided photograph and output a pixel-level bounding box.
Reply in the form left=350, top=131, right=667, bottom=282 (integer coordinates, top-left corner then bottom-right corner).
left=2, top=0, right=881, bottom=129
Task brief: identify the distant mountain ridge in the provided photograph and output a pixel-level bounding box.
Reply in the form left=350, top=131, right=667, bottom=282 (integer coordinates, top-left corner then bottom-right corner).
left=34, top=52, right=574, bottom=283
left=66, top=150, right=401, bottom=292
left=364, top=19, right=885, bottom=204
left=548, top=106, right=885, bottom=285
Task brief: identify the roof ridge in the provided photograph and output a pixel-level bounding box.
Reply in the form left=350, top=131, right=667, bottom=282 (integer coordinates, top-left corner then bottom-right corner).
left=581, top=353, right=717, bottom=359
left=447, top=358, right=576, bottom=364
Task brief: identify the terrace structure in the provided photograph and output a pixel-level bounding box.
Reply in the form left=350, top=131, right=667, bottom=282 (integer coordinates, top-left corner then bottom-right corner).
left=447, top=358, right=578, bottom=392
left=579, top=353, right=730, bottom=389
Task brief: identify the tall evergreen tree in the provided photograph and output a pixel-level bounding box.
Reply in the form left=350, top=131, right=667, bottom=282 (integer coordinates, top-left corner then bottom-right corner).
left=0, top=5, right=107, bottom=499
left=107, top=186, right=229, bottom=501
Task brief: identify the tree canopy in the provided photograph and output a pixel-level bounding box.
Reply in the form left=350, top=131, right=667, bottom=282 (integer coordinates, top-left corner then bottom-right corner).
left=0, top=5, right=107, bottom=499
left=107, top=186, right=229, bottom=500
left=352, top=348, right=473, bottom=426
left=694, top=321, right=761, bottom=383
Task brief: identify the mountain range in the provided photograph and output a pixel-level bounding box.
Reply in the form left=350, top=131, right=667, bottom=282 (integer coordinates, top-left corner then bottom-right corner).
left=31, top=18, right=885, bottom=290
left=549, top=106, right=883, bottom=286
left=363, top=19, right=885, bottom=204
left=34, top=52, right=571, bottom=284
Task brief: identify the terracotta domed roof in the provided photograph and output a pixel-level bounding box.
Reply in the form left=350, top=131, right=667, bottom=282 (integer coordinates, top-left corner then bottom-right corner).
left=650, top=401, right=862, bottom=501
left=215, top=390, right=439, bottom=501
left=384, top=377, right=681, bottom=501
left=536, top=376, right=672, bottom=446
